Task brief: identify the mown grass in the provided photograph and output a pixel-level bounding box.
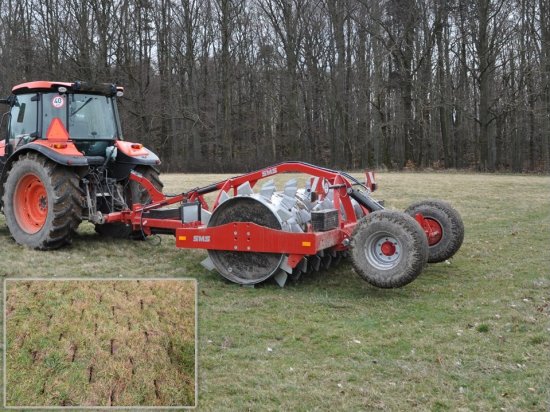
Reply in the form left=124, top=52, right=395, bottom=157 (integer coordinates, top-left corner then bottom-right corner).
left=5, top=280, right=195, bottom=407
left=1, top=171, right=549, bottom=410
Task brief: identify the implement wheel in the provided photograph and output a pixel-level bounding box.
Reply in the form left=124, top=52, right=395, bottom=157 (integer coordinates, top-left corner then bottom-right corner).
left=95, top=166, right=163, bottom=239
left=405, top=200, right=464, bottom=263
left=350, top=210, right=428, bottom=288
left=3, top=153, right=82, bottom=250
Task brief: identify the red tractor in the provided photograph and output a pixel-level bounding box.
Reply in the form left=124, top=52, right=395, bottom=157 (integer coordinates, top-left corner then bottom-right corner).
left=0, top=81, right=162, bottom=249
left=1, top=80, right=464, bottom=289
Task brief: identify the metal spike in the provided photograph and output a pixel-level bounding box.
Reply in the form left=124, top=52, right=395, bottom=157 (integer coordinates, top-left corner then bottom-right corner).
left=297, top=209, right=311, bottom=224
left=201, top=257, right=215, bottom=271
left=290, top=222, right=303, bottom=233
left=281, top=194, right=297, bottom=210
left=218, top=191, right=230, bottom=205
left=291, top=271, right=302, bottom=281
left=322, top=254, right=332, bottom=270
left=310, top=255, right=321, bottom=272
left=259, top=180, right=276, bottom=199
left=284, top=178, right=298, bottom=197
left=273, top=271, right=288, bottom=287
left=237, top=181, right=254, bottom=196
left=201, top=209, right=212, bottom=225
left=280, top=256, right=293, bottom=274
left=276, top=208, right=293, bottom=222
left=295, top=258, right=307, bottom=273
left=321, top=198, right=333, bottom=210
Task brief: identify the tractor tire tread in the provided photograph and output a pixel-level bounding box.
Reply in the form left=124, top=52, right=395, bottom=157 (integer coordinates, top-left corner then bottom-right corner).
left=350, top=210, right=428, bottom=288
left=3, top=153, right=83, bottom=250
left=405, top=199, right=464, bottom=263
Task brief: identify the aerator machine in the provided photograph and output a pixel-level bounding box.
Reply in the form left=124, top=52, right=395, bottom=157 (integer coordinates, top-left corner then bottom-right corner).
left=103, top=162, right=464, bottom=288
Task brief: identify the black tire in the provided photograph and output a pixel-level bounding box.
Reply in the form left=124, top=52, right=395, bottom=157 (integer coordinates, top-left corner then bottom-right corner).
left=95, top=166, right=163, bottom=239
left=405, top=199, right=464, bottom=263
left=2, top=153, right=82, bottom=250
left=350, top=210, right=428, bottom=288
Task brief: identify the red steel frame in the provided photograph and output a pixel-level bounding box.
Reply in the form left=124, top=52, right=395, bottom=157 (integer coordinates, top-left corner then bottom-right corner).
left=103, top=162, right=367, bottom=271
left=102, top=161, right=440, bottom=271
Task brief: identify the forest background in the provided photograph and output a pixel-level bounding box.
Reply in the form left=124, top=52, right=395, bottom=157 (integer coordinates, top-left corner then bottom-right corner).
left=0, top=0, right=548, bottom=173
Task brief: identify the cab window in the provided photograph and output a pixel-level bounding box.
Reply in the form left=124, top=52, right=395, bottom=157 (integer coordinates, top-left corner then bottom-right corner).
left=10, top=94, right=38, bottom=143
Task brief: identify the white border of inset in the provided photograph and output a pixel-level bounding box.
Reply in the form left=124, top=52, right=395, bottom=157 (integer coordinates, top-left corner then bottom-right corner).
left=3, top=277, right=198, bottom=410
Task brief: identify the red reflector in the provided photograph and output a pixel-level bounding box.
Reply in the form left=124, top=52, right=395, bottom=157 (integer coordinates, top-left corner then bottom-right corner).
left=51, top=143, right=67, bottom=149
left=131, top=144, right=143, bottom=150
left=46, top=117, right=69, bottom=141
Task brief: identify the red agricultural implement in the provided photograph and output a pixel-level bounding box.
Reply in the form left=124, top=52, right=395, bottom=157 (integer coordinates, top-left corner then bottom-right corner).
left=0, top=81, right=464, bottom=288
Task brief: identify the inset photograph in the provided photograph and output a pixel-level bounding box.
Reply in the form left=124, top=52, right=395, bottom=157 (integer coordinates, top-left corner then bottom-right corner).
left=4, top=279, right=196, bottom=408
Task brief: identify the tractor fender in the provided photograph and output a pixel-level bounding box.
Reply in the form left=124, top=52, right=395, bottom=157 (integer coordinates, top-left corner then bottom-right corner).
left=115, top=141, right=161, bottom=166
left=0, top=143, right=88, bottom=203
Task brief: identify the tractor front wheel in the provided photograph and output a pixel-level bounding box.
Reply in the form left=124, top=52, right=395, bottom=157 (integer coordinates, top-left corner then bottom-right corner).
left=3, top=153, right=82, bottom=250
left=405, top=200, right=464, bottom=263
left=350, top=210, right=428, bottom=288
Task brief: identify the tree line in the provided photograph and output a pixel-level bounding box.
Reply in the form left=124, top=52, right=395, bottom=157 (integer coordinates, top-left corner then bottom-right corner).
left=0, top=0, right=549, bottom=172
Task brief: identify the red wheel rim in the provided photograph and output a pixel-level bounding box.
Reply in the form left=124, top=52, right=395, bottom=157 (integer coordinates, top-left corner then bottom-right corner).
left=14, top=174, right=48, bottom=234
left=424, top=218, right=443, bottom=246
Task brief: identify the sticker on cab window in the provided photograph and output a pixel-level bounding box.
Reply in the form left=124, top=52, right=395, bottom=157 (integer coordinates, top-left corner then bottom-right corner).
left=51, top=96, right=65, bottom=109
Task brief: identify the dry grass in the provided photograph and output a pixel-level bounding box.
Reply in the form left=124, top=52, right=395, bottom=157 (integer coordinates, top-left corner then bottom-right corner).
left=0, top=170, right=549, bottom=410
left=5, top=279, right=196, bottom=407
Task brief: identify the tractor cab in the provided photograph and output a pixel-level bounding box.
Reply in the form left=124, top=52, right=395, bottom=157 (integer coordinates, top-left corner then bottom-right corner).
left=0, top=81, right=159, bottom=181
left=1, top=81, right=123, bottom=160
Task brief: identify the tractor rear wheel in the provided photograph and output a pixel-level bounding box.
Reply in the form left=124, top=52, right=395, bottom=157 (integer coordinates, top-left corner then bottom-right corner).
left=350, top=210, right=428, bottom=288
left=405, top=200, right=464, bottom=263
left=3, top=153, right=82, bottom=250
left=95, top=166, right=163, bottom=239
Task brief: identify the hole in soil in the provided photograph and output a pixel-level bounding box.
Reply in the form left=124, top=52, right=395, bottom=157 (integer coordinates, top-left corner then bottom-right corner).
left=98, top=294, right=102, bottom=303
left=110, top=339, right=115, bottom=355
left=40, top=381, right=46, bottom=394
left=61, top=399, right=66, bottom=406
left=31, top=350, right=38, bottom=363
left=19, top=331, right=28, bottom=348
left=127, top=320, right=132, bottom=331
left=33, top=291, right=38, bottom=297
left=140, top=299, right=144, bottom=311
left=94, top=323, right=98, bottom=336
left=58, top=332, right=64, bottom=341
left=129, top=357, right=135, bottom=375
left=71, top=343, right=78, bottom=362
left=154, top=379, right=160, bottom=399
left=125, top=290, right=129, bottom=300
left=47, top=314, right=53, bottom=327
left=144, top=331, right=149, bottom=342
left=88, top=366, right=94, bottom=383
left=109, top=388, right=116, bottom=406
left=26, top=283, right=31, bottom=290
left=167, top=341, right=174, bottom=364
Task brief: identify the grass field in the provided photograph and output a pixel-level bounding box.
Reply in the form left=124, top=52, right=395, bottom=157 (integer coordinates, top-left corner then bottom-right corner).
left=0, top=171, right=549, bottom=410
left=5, top=279, right=195, bottom=407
